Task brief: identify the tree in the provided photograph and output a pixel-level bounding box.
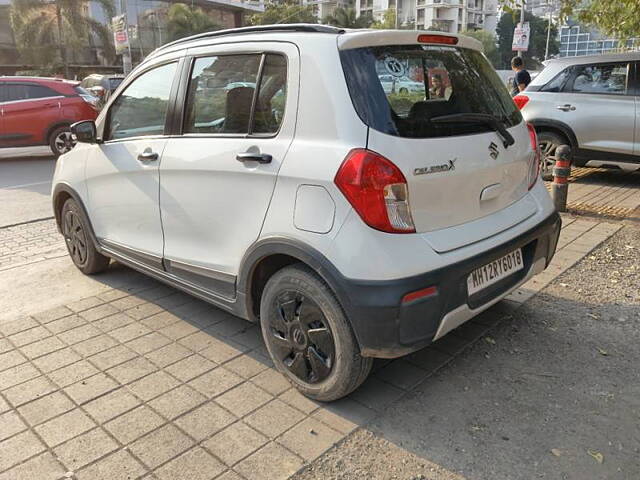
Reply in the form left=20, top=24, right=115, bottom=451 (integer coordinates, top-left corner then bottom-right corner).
left=463, top=29, right=499, bottom=68
left=10, top=0, right=115, bottom=77
left=496, top=11, right=558, bottom=69
left=249, top=1, right=317, bottom=26
left=166, top=3, right=221, bottom=42
left=371, top=9, right=396, bottom=29
left=323, top=7, right=372, bottom=29
left=560, top=0, right=640, bottom=42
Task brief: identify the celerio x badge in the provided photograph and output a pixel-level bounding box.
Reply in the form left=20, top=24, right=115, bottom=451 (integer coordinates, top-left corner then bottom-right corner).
left=489, top=142, right=499, bottom=159
left=414, top=159, right=456, bottom=175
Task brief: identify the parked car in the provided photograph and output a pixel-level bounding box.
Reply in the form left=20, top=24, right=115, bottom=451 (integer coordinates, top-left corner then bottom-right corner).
left=379, top=74, right=424, bottom=94
left=514, top=53, right=640, bottom=179
left=52, top=25, right=560, bottom=401
left=80, top=73, right=125, bottom=108
left=0, top=76, right=98, bottom=156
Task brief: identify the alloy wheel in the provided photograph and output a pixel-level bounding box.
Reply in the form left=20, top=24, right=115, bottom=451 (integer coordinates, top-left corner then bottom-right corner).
left=538, top=139, right=558, bottom=178
left=267, top=292, right=335, bottom=384
left=54, top=131, right=76, bottom=155
left=63, top=209, right=87, bottom=266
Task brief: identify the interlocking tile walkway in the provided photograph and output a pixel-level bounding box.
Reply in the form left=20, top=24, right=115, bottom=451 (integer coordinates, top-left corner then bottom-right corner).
left=0, top=220, right=65, bottom=272
left=0, top=213, right=623, bottom=480
left=546, top=168, right=640, bottom=220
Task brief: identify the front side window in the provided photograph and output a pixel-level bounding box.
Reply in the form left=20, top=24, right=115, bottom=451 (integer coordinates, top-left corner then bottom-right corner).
left=184, top=53, right=287, bottom=135
left=569, top=63, right=628, bottom=95
left=340, top=45, right=521, bottom=138
left=540, top=67, right=572, bottom=92
left=106, top=62, right=177, bottom=141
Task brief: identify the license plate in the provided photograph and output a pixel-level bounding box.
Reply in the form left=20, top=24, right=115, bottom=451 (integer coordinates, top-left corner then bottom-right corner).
left=467, top=248, right=523, bottom=296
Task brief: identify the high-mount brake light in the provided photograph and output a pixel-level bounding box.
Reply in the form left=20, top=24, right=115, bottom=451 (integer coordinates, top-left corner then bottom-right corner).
left=335, top=149, right=416, bottom=234
left=417, top=34, right=458, bottom=45
left=527, top=123, right=540, bottom=190
left=513, top=94, right=530, bottom=110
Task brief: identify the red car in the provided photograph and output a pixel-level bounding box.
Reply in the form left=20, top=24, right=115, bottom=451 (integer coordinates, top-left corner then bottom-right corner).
left=0, top=76, right=99, bottom=156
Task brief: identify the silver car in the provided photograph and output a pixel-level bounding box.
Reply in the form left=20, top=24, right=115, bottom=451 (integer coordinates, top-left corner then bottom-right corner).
left=514, top=53, right=639, bottom=179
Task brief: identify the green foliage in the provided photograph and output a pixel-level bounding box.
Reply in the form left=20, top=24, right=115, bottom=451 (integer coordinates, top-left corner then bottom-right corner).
left=371, top=9, right=396, bottom=29
left=560, top=0, right=640, bottom=42
left=323, top=7, right=372, bottom=29
left=496, top=11, right=558, bottom=69
left=463, top=29, right=499, bottom=67
left=166, top=3, right=221, bottom=42
left=249, top=1, right=317, bottom=26
left=10, top=0, right=115, bottom=74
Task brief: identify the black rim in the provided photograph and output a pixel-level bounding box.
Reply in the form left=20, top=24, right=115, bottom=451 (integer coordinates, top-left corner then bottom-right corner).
left=63, top=209, right=88, bottom=266
left=267, top=292, right=335, bottom=384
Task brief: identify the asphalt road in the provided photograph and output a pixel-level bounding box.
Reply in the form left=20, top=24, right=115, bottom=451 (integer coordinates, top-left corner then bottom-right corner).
left=0, top=147, right=56, bottom=227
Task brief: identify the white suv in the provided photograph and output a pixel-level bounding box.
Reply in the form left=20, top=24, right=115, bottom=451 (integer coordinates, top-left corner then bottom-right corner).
left=52, top=25, right=560, bottom=401
left=515, top=53, right=640, bottom=178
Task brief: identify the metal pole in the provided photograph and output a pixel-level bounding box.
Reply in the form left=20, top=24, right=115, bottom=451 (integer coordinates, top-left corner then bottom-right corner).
left=551, top=144, right=571, bottom=212
left=544, top=4, right=552, bottom=60
left=517, top=0, right=525, bottom=58
left=120, top=0, right=132, bottom=75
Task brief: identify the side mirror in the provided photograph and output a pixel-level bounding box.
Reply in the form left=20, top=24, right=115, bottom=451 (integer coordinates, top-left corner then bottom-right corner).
left=71, top=120, right=98, bottom=144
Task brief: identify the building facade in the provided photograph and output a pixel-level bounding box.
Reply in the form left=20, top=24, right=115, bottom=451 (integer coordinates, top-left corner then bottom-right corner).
left=559, top=24, right=639, bottom=58
left=354, top=0, right=498, bottom=34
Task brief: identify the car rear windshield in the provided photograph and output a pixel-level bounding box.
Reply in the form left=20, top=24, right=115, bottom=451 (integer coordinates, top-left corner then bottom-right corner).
left=340, top=45, right=522, bottom=138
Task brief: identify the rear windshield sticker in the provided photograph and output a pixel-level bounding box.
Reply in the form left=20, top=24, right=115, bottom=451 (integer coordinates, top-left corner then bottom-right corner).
left=384, top=57, right=405, bottom=77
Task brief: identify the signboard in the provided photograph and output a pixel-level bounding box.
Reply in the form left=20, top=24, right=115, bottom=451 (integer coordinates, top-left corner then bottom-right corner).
left=112, top=14, right=129, bottom=54
left=512, top=22, right=530, bottom=52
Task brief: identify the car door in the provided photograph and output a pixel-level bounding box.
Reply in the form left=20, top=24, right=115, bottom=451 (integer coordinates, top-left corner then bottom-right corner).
left=0, top=83, right=62, bottom=148
left=557, top=61, right=635, bottom=156
left=85, top=59, right=181, bottom=267
left=159, top=43, right=298, bottom=297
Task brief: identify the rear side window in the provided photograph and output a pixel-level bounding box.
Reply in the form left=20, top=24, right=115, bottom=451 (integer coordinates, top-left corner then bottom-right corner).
left=2, top=84, right=58, bottom=101
left=183, top=53, right=287, bottom=135
left=185, top=54, right=261, bottom=134
left=568, top=63, right=628, bottom=95
left=340, top=45, right=521, bottom=138
left=106, top=62, right=177, bottom=141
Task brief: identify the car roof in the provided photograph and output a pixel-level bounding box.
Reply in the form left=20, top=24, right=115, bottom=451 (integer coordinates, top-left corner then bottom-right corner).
left=0, top=76, right=79, bottom=86
left=544, top=52, right=640, bottom=67
left=530, top=51, right=640, bottom=87
left=147, top=23, right=481, bottom=60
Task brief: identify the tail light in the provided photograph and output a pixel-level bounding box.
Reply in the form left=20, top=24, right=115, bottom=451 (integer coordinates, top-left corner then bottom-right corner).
left=527, top=123, right=540, bottom=190
left=513, top=94, right=530, bottom=110
left=335, top=149, right=415, bottom=234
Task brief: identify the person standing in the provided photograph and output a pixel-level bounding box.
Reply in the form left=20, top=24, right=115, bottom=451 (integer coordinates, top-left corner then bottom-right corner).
left=511, top=56, right=531, bottom=96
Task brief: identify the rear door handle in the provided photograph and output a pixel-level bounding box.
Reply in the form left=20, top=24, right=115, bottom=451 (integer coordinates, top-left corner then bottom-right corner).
left=556, top=104, right=575, bottom=112
left=236, top=152, right=272, bottom=164
left=137, top=151, right=159, bottom=162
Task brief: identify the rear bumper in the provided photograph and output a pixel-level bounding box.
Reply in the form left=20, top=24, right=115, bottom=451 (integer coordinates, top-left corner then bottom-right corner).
left=341, top=212, right=561, bottom=358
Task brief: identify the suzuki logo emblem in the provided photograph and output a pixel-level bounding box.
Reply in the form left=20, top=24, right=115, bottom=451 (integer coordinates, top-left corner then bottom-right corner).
left=488, top=142, right=499, bottom=159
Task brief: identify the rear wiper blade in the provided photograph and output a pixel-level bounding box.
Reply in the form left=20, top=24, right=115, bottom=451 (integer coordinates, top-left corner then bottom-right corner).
left=430, top=113, right=515, bottom=149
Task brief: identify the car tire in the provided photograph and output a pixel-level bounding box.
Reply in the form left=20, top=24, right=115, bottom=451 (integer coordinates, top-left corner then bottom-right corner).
left=60, top=198, right=110, bottom=274
left=538, top=131, right=571, bottom=181
left=49, top=125, right=76, bottom=157
left=399, top=87, right=408, bottom=94
left=260, top=264, right=373, bottom=402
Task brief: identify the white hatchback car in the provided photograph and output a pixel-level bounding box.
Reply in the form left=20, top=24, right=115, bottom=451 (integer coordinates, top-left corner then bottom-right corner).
left=53, top=25, right=560, bottom=401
